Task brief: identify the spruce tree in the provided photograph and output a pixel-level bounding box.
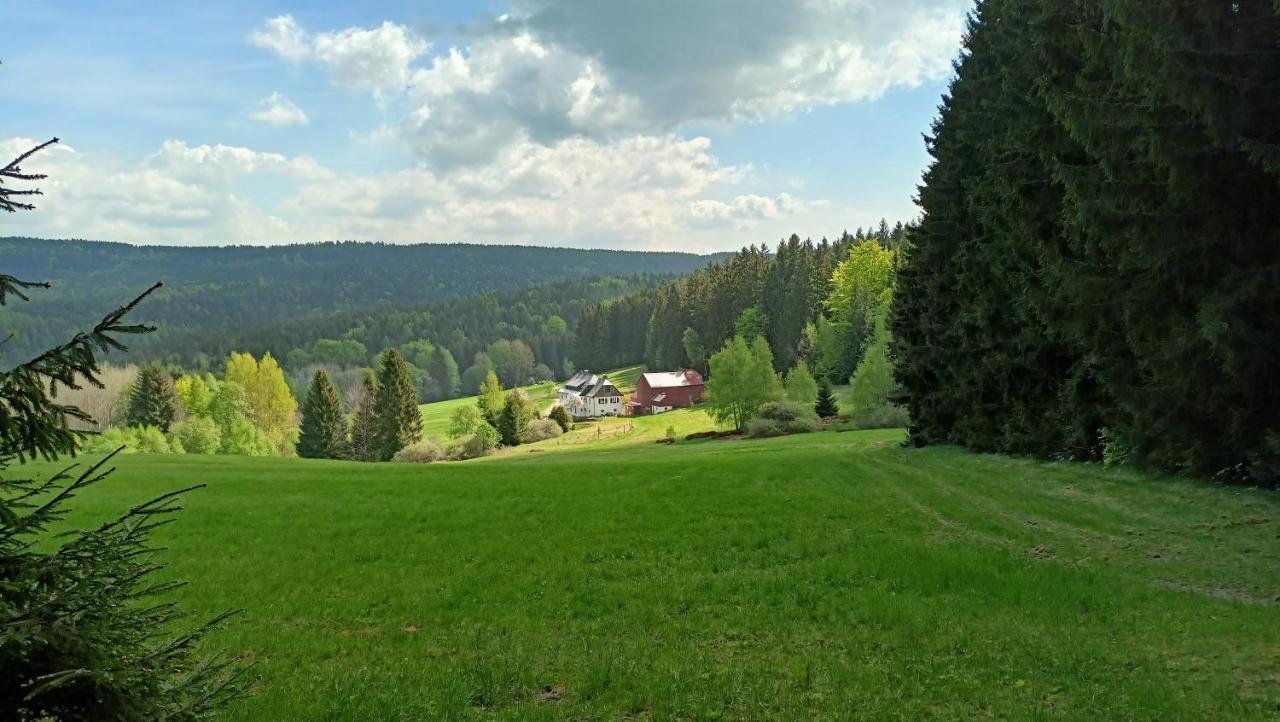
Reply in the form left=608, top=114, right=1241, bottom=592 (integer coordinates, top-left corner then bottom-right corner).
left=348, top=370, right=379, bottom=462
left=124, top=363, right=177, bottom=431
left=496, top=389, right=531, bottom=446
left=297, top=369, right=347, bottom=459
left=373, top=348, right=422, bottom=461
left=814, top=378, right=839, bottom=418
left=1, top=140, right=245, bottom=716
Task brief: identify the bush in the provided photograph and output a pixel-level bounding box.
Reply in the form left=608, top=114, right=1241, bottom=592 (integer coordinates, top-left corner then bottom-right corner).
left=748, top=401, right=821, bottom=438
left=392, top=439, right=445, bottom=463
left=448, top=432, right=495, bottom=460
left=172, top=416, right=222, bottom=454
left=130, top=425, right=174, bottom=454
left=548, top=404, right=572, bottom=432
left=78, top=426, right=137, bottom=454
left=521, top=418, right=563, bottom=443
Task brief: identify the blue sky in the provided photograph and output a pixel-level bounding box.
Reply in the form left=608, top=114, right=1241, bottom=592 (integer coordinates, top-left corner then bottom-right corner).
left=2, top=0, right=970, bottom=251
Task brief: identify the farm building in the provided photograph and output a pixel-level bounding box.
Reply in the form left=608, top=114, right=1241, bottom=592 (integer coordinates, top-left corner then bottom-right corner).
left=628, top=370, right=704, bottom=415
left=557, top=370, right=624, bottom=419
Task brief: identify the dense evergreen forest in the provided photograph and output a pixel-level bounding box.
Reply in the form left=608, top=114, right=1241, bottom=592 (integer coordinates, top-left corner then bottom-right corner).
left=574, top=221, right=911, bottom=383
left=0, top=237, right=722, bottom=363
left=891, top=1, right=1280, bottom=485
left=145, top=274, right=672, bottom=400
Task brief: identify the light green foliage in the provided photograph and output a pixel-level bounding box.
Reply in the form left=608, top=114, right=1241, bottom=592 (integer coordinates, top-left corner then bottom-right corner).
left=477, top=370, right=505, bottom=425
left=847, top=301, right=908, bottom=429
left=783, top=362, right=819, bottom=407
left=172, top=416, right=222, bottom=454
left=174, top=373, right=215, bottom=417
left=220, top=415, right=275, bottom=457
left=544, top=315, right=568, bottom=334
left=224, top=352, right=297, bottom=454
left=827, top=239, right=896, bottom=325
left=447, top=405, right=491, bottom=440
left=705, top=336, right=783, bottom=432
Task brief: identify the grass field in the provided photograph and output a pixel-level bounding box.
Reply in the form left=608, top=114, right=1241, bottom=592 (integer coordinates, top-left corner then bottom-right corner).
left=34, top=429, right=1280, bottom=720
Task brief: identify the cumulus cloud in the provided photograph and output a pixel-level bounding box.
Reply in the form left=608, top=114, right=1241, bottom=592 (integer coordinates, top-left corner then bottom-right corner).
left=248, top=92, right=309, bottom=126
left=248, top=2, right=966, bottom=167
left=3, top=133, right=821, bottom=249
left=248, top=15, right=427, bottom=98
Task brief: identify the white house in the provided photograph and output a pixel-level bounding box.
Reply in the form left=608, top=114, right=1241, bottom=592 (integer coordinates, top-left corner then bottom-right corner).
left=557, top=370, right=623, bottom=419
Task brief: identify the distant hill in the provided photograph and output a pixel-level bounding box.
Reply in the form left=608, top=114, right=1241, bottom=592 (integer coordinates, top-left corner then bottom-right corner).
left=0, top=237, right=722, bottom=364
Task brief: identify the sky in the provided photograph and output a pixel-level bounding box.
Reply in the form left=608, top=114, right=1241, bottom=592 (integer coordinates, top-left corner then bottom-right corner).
left=2, top=0, right=971, bottom=252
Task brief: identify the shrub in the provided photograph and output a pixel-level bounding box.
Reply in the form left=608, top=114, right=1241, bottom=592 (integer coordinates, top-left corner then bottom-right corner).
left=448, top=431, right=497, bottom=460
left=548, top=404, right=572, bottom=432
left=131, top=425, right=174, bottom=454
left=748, top=401, right=821, bottom=438
left=666, top=425, right=677, bottom=442
left=522, top=418, right=563, bottom=444
left=77, top=427, right=132, bottom=454
left=392, top=439, right=445, bottom=463
left=172, top=416, right=222, bottom=454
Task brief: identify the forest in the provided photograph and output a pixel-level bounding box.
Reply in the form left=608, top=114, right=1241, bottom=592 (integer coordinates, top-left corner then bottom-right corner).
left=890, top=1, right=1280, bottom=486
left=0, top=237, right=721, bottom=364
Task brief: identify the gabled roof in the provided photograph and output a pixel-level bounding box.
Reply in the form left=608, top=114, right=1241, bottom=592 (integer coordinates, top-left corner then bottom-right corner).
left=585, top=377, right=618, bottom=397
left=562, top=370, right=598, bottom=391
left=642, top=370, right=703, bottom=388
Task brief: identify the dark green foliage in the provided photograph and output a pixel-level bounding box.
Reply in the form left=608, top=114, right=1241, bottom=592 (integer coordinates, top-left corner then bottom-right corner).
left=373, top=349, right=422, bottom=461
left=124, top=363, right=176, bottom=432
left=496, top=390, right=532, bottom=447
left=548, top=404, right=572, bottom=433
left=348, top=370, right=379, bottom=462
left=892, top=1, right=1280, bottom=485
left=814, top=379, right=838, bottom=418
left=0, top=239, right=719, bottom=364
left=574, top=293, right=656, bottom=370
left=297, top=370, right=347, bottom=459
left=0, top=271, right=244, bottom=715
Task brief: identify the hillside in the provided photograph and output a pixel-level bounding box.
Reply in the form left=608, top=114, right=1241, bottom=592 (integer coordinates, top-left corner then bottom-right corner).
left=37, top=430, right=1280, bottom=720
left=0, top=238, right=721, bottom=364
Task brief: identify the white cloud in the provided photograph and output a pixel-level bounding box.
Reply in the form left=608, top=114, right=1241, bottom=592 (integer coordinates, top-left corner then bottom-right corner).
left=248, top=92, right=309, bottom=126
left=248, top=3, right=966, bottom=166
left=3, top=134, right=825, bottom=249
left=248, top=15, right=427, bottom=98
left=246, top=15, right=310, bottom=62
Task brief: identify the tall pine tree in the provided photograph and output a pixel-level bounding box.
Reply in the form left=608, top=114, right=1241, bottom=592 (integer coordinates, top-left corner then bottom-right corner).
left=125, top=364, right=176, bottom=431
left=297, top=369, right=347, bottom=459
left=373, top=348, right=422, bottom=461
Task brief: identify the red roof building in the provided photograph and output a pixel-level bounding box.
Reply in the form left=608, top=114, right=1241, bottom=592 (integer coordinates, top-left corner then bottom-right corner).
left=629, top=369, right=704, bottom=415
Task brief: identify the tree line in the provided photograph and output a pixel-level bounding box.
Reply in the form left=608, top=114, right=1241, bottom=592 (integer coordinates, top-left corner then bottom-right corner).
left=891, top=1, right=1280, bottom=485
left=0, top=236, right=720, bottom=364
left=574, top=221, right=910, bottom=386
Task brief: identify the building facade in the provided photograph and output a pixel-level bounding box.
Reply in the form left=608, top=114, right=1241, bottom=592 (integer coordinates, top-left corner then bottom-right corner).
left=557, top=370, right=624, bottom=419
left=629, top=370, right=704, bottom=415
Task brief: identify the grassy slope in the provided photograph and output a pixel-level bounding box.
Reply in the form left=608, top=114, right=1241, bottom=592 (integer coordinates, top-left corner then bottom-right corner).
left=38, top=430, right=1280, bottom=720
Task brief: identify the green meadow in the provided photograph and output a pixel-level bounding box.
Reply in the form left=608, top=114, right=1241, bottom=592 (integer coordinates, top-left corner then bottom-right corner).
left=36, top=428, right=1280, bottom=720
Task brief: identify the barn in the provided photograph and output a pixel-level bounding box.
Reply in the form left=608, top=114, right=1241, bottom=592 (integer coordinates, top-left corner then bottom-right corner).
left=629, top=370, right=704, bottom=415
